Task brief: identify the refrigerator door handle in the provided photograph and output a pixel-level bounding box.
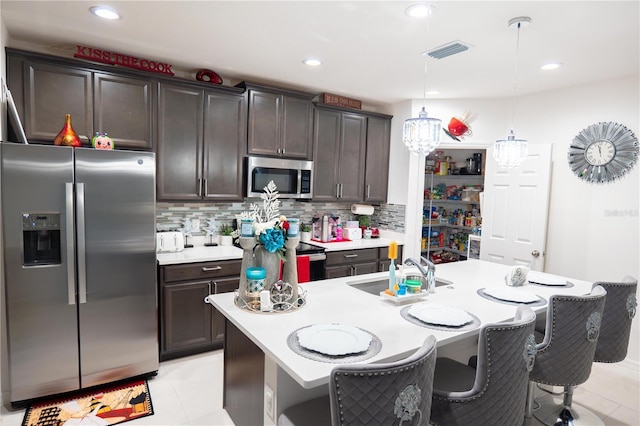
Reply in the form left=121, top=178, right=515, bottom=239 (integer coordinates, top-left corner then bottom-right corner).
left=76, top=182, right=87, bottom=304
left=65, top=183, right=76, bottom=306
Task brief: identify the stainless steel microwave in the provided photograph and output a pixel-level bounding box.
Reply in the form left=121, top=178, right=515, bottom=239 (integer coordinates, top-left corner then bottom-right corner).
left=246, top=156, right=313, bottom=199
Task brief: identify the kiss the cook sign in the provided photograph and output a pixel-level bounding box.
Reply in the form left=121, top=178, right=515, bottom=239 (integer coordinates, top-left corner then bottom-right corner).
left=74, top=45, right=174, bottom=76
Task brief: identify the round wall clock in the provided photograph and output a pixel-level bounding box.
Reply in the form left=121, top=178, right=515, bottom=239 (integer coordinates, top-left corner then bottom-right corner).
left=567, top=122, right=639, bottom=184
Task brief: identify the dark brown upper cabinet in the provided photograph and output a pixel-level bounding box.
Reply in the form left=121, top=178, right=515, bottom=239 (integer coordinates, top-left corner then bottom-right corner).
left=312, top=105, right=392, bottom=203
left=241, top=83, right=314, bottom=160
left=7, top=49, right=154, bottom=150
left=156, top=82, right=246, bottom=201
left=364, top=116, right=391, bottom=203
left=93, top=73, right=154, bottom=150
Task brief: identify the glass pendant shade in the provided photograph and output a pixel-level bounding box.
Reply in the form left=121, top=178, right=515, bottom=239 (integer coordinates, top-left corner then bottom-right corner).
left=494, top=130, right=528, bottom=169
left=403, top=107, right=442, bottom=156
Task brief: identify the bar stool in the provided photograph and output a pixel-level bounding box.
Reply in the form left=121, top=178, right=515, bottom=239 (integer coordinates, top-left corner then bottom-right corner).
left=593, top=277, right=637, bottom=363
left=525, top=285, right=607, bottom=425
left=429, top=306, right=537, bottom=426
left=278, top=335, right=437, bottom=426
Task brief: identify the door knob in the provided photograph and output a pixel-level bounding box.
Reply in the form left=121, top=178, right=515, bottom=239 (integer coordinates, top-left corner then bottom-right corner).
left=531, top=250, right=540, bottom=257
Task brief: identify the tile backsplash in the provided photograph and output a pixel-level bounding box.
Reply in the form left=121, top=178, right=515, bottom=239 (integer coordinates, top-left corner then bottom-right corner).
left=156, top=201, right=406, bottom=234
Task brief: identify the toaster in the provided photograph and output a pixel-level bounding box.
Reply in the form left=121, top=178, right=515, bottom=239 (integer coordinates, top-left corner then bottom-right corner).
left=156, top=231, right=185, bottom=253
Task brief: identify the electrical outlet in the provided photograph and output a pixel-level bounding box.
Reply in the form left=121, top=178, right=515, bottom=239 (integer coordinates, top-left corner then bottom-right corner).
left=191, top=219, right=200, bottom=230
left=264, top=384, right=274, bottom=420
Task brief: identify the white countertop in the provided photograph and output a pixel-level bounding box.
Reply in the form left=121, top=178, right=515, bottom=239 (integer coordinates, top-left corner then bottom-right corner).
left=205, top=260, right=592, bottom=389
left=157, top=230, right=404, bottom=264
left=156, top=245, right=243, bottom=265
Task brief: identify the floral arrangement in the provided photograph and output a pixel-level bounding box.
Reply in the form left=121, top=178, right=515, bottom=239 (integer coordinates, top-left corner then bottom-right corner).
left=233, top=181, right=290, bottom=259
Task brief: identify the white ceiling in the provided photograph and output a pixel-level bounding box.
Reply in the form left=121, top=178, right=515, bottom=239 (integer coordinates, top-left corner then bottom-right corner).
left=2, top=1, right=638, bottom=107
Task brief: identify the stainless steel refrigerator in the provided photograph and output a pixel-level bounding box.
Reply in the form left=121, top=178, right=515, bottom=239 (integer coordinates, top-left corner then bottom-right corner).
left=1, top=143, right=158, bottom=403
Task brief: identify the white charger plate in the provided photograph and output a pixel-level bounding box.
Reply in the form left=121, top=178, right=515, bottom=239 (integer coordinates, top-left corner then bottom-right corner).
left=408, top=303, right=474, bottom=327
left=297, top=324, right=372, bottom=356
left=527, top=271, right=568, bottom=286
left=484, top=287, right=540, bottom=303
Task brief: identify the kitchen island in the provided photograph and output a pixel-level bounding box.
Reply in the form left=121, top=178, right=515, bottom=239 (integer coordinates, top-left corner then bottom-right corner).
left=206, top=260, right=593, bottom=426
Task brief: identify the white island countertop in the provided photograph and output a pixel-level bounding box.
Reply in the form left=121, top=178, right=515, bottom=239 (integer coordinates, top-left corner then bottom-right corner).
left=206, top=259, right=592, bottom=389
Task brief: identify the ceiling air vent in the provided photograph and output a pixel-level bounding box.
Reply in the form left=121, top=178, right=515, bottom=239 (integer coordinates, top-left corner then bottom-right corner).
left=425, top=41, right=472, bottom=60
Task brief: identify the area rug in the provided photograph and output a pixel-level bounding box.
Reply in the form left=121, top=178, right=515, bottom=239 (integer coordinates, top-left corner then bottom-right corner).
left=22, top=380, right=153, bottom=426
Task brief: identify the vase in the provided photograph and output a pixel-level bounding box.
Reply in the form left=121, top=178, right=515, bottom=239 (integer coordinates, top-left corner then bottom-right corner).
left=238, top=237, right=257, bottom=299
left=54, top=114, right=82, bottom=147
left=282, top=237, right=300, bottom=304
left=220, top=235, right=233, bottom=246
left=300, top=231, right=311, bottom=242
left=254, top=246, right=281, bottom=290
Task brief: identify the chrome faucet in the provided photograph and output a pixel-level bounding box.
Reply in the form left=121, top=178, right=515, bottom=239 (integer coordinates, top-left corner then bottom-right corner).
left=404, top=257, right=436, bottom=293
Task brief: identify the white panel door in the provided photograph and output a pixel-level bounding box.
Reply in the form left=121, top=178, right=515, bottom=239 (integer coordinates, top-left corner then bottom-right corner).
left=480, top=144, right=552, bottom=271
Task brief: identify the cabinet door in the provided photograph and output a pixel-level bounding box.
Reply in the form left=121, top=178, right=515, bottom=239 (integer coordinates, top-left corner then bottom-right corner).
left=212, top=277, right=241, bottom=342
left=157, top=83, right=204, bottom=200
left=247, top=90, right=280, bottom=156
left=23, top=61, right=93, bottom=144
left=203, top=91, right=246, bottom=201
left=353, top=262, right=379, bottom=276
left=281, top=96, right=313, bottom=159
left=94, top=73, right=153, bottom=150
left=161, top=280, right=214, bottom=359
left=364, top=116, right=391, bottom=203
left=312, top=108, right=341, bottom=201
left=325, top=265, right=354, bottom=279
left=337, top=113, right=367, bottom=202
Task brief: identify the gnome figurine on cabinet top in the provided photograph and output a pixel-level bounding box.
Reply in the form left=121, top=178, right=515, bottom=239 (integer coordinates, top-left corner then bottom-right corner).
left=91, top=132, right=114, bottom=150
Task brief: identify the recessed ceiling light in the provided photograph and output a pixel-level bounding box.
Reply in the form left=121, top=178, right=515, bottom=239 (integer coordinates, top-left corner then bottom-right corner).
left=405, top=4, right=434, bottom=18
left=303, top=58, right=322, bottom=66
left=541, top=62, right=563, bottom=71
left=90, top=6, right=121, bottom=20
left=425, top=90, right=440, bottom=96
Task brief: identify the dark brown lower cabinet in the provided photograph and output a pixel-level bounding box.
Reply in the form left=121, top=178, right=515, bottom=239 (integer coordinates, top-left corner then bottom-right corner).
left=223, top=320, right=265, bottom=426
left=159, top=260, right=241, bottom=361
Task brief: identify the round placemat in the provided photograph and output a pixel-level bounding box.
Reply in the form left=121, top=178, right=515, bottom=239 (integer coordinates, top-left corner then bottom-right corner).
left=400, top=305, right=481, bottom=331
left=287, top=325, right=382, bottom=364
left=527, top=280, right=574, bottom=289
left=477, top=288, right=547, bottom=307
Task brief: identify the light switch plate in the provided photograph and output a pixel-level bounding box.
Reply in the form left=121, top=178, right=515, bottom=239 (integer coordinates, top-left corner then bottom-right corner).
left=264, top=384, right=274, bottom=420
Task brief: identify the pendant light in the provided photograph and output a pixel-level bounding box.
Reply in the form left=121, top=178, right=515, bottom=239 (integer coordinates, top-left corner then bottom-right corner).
left=494, top=16, right=530, bottom=169
left=403, top=5, right=442, bottom=156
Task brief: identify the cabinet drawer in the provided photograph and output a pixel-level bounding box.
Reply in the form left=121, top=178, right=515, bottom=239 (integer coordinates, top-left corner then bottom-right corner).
left=162, top=260, right=242, bottom=283
left=325, top=248, right=378, bottom=267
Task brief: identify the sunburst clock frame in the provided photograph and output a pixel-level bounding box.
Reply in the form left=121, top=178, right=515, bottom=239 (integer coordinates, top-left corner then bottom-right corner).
left=567, top=122, right=639, bottom=184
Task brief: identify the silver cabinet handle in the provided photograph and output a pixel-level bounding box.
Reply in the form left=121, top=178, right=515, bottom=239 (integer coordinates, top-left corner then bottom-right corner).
left=197, top=178, right=203, bottom=197
left=202, top=266, right=222, bottom=272
left=65, top=183, right=76, bottom=306
left=336, top=183, right=340, bottom=198
left=203, top=179, right=208, bottom=196
left=367, top=184, right=371, bottom=198
left=213, top=281, right=218, bottom=293
left=76, top=183, right=87, bottom=304
left=531, top=250, right=540, bottom=257
left=344, top=254, right=358, bottom=258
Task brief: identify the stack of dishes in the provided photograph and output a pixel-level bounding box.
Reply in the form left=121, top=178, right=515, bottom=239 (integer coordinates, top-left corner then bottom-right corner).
left=297, top=324, right=372, bottom=356
left=408, top=303, right=474, bottom=327
left=527, top=271, right=569, bottom=287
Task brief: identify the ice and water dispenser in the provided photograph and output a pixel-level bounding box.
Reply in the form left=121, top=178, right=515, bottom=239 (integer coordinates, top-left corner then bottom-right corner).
left=22, top=213, right=62, bottom=266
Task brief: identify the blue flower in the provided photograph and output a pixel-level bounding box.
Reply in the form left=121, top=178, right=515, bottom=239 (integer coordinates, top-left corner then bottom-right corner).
left=259, top=228, right=285, bottom=253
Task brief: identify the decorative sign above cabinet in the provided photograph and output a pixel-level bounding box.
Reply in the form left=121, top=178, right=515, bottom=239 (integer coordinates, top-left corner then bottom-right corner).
left=74, top=45, right=175, bottom=75
left=321, top=93, right=362, bottom=110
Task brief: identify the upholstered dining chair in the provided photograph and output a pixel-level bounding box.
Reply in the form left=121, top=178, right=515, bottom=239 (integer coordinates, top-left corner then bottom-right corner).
left=525, top=285, right=607, bottom=426
left=278, top=335, right=437, bottom=426
left=429, top=306, right=537, bottom=426
left=593, top=277, right=637, bottom=363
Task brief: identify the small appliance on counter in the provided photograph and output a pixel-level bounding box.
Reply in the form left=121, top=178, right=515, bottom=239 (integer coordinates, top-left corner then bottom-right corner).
left=156, top=231, right=185, bottom=253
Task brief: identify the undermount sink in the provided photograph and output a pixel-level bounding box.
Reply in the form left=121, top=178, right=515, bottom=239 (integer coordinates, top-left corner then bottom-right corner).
left=348, top=276, right=453, bottom=296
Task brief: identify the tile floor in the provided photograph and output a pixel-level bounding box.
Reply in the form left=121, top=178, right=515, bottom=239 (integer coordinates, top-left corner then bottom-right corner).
left=1, top=350, right=638, bottom=425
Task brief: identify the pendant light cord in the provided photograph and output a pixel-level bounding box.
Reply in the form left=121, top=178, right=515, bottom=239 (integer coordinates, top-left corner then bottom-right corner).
left=422, top=14, right=432, bottom=111
left=510, top=22, right=522, bottom=133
